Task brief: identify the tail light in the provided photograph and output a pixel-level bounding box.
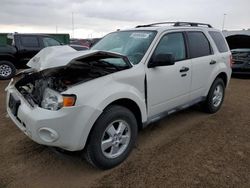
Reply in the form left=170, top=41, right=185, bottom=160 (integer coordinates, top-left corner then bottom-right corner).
left=229, top=54, right=234, bottom=68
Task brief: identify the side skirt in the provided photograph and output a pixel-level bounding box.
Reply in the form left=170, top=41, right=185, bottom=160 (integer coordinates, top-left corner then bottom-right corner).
left=142, top=97, right=206, bottom=128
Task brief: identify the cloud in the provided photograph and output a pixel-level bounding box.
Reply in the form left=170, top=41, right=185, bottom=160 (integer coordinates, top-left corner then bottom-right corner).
left=0, top=0, right=249, bottom=38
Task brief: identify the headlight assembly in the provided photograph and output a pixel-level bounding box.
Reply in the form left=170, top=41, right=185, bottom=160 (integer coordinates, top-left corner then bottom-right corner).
left=41, top=88, right=63, bottom=111
left=41, top=88, right=76, bottom=111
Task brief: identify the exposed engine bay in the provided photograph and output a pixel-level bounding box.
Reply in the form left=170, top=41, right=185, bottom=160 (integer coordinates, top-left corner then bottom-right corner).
left=15, top=58, right=129, bottom=107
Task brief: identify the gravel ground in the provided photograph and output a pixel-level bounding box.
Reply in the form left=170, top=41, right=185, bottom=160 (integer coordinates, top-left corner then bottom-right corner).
left=0, top=76, right=250, bottom=188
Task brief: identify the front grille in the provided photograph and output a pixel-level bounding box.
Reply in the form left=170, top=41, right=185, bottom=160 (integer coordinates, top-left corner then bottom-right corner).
left=9, top=93, right=21, bottom=116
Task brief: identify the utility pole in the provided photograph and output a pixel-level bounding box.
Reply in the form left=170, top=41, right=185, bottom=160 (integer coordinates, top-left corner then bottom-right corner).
left=72, top=12, right=74, bottom=38
left=56, top=25, right=58, bottom=33
left=222, top=13, right=227, bottom=31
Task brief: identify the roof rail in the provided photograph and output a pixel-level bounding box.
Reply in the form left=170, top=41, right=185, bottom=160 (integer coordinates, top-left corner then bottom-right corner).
left=136, top=22, right=212, bottom=28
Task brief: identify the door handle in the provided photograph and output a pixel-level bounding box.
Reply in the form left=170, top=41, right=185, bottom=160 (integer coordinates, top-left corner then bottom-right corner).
left=210, top=60, right=217, bottom=65
left=179, top=67, right=189, bottom=73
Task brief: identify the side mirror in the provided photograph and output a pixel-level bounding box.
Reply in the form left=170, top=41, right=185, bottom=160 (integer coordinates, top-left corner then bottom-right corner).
left=148, top=53, right=175, bottom=68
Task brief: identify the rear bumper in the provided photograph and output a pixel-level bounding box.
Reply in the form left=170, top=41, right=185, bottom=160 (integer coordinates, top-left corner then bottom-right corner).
left=232, top=62, right=250, bottom=73
left=232, top=71, right=250, bottom=75
left=232, top=68, right=250, bottom=74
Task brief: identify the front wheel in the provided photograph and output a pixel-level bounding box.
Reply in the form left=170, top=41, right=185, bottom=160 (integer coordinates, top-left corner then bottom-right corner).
left=0, top=61, right=16, bottom=80
left=203, top=78, right=225, bottom=113
left=84, top=105, right=138, bottom=169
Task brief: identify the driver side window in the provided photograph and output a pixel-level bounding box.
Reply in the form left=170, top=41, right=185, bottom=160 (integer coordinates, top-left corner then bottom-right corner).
left=153, top=32, right=186, bottom=62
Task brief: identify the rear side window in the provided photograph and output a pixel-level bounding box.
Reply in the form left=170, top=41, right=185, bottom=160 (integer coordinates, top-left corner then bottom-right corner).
left=208, top=31, right=229, bottom=53
left=187, top=31, right=212, bottom=58
left=153, top=32, right=186, bottom=61
left=20, top=36, right=39, bottom=47
left=42, top=37, right=61, bottom=47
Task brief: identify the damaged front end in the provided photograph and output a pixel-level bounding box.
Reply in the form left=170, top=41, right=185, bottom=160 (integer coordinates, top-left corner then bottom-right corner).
left=12, top=48, right=132, bottom=110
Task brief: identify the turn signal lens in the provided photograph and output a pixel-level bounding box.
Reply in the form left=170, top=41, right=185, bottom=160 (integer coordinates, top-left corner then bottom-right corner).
left=63, top=95, right=76, bottom=107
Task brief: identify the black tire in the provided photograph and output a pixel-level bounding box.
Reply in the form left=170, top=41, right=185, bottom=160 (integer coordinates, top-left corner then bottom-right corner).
left=0, top=61, right=16, bottom=80
left=203, top=78, right=225, bottom=113
left=84, top=105, right=138, bottom=169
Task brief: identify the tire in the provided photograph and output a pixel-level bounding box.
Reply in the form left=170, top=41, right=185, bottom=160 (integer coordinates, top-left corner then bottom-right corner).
left=84, top=105, right=138, bottom=169
left=0, top=61, right=16, bottom=80
left=203, top=78, right=225, bottom=113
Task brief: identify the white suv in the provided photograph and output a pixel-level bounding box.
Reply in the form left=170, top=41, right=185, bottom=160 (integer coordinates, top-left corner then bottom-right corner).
left=6, top=22, right=232, bottom=169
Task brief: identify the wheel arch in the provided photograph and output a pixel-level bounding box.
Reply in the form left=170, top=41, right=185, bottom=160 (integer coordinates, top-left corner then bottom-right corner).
left=0, top=55, right=16, bottom=64
left=216, top=72, right=228, bottom=87
left=205, top=71, right=229, bottom=96
left=106, top=98, right=143, bottom=130
left=80, top=96, right=146, bottom=151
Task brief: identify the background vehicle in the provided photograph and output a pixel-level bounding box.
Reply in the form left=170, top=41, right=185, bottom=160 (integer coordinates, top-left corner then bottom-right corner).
left=222, top=32, right=250, bottom=74
left=70, top=44, right=89, bottom=51
left=231, top=48, right=250, bottom=74
left=0, top=33, right=69, bottom=80
left=6, top=22, right=232, bottom=169
left=70, top=38, right=101, bottom=48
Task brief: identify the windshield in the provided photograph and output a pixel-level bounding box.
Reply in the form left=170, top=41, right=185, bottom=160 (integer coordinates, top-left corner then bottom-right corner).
left=92, top=30, right=157, bottom=65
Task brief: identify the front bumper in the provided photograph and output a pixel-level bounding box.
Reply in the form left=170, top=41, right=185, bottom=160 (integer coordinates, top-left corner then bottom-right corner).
left=6, top=86, right=102, bottom=151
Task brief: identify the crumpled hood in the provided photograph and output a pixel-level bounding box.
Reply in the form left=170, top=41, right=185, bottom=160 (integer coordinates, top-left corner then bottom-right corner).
left=27, top=45, right=131, bottom=71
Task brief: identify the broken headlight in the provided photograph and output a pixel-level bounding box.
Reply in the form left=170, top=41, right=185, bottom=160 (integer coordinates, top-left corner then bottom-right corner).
left=41, top=88, right=63, bottom=111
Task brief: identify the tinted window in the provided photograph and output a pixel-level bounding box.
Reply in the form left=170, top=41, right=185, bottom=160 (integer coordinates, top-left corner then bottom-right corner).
left=20, top=36, right=39, bottom=47
left=187, top=32, right=212, bottom=58
left=209, top=31, right=229, bottom=53
left=42, top=37, right=61, bottom=47
left=153, top=32, right=186, bottom=61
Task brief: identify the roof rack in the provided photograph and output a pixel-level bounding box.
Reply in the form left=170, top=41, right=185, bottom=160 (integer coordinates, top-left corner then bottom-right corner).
left=136, top=22, right=212, bottom=28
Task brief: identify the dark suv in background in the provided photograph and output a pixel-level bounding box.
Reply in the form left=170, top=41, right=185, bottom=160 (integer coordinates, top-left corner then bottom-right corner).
left=0, top=34, right=62, bottom=79
left=231, top=48, right=250, bottom=74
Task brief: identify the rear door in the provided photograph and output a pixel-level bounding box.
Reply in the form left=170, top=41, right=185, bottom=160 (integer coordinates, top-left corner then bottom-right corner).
left=186, top=31, right=216, bottom=100
left=146, top=32, right=192, bottom=118
left=16, top=35, right=42, bottom=64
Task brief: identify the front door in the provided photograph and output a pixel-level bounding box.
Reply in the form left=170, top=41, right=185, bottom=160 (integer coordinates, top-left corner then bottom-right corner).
left=146, top=32, right=192, bottom=118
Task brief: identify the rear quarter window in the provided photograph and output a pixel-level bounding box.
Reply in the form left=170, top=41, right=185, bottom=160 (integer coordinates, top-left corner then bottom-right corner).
left=42, top=37, right=61, bottom=47
left=208, top=31, right=229, bottom=53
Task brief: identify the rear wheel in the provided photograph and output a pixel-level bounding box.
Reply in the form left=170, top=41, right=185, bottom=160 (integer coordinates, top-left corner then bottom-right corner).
left=0, top=61, right=16, bottom=80
left=84, top=105, right=138, bottom=169
left=203, top=78, right=225, bottom=113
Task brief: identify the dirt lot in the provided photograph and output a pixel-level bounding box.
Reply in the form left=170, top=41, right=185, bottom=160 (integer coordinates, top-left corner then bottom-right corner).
left=0, top=76, right=250, bottom=188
